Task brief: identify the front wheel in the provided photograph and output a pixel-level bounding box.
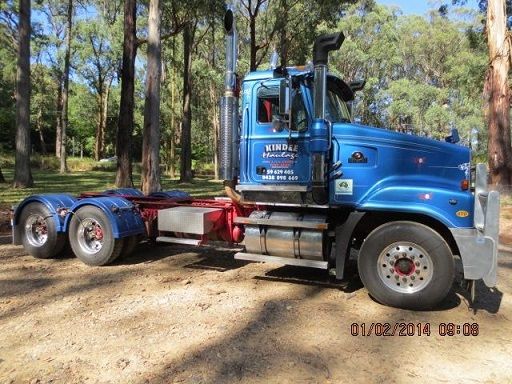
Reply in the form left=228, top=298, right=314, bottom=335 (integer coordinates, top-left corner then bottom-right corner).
left=358, top=221, right=454, bottom=310
left=68, top=206, right=124, bottom=266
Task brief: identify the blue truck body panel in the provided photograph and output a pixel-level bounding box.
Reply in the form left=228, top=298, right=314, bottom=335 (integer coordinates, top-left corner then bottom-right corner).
left=238, top=74, right=473, bottom=229
left=103, top=188, right=144, bottom=197
left=64, top=196, right=146, bottom=238
left=14, top=194, right=145, bottom=240
left=13, top=194, right=78, bottom=231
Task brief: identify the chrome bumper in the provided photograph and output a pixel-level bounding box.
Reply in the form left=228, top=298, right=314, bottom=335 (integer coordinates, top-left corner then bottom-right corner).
left=450, top=163, right=500, bottom=287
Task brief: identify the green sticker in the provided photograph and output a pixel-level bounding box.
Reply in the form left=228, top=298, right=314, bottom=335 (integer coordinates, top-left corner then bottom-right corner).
left=335, top=179, right=353, bottom=195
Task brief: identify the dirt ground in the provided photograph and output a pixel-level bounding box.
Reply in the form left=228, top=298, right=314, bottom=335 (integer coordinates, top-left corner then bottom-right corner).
left=1, top=213, right=512, bottom=383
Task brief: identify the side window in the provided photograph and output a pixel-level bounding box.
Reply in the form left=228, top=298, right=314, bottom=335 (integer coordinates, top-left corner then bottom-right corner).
left=257, top=87, right=279, bottom=123
left=290, top=89, right=307, bottom=131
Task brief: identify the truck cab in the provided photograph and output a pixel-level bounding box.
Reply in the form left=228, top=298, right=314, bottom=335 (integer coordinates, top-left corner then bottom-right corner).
left=237, top=69, right=475, bottom=231
left=224, top=25, right=499, bottom=309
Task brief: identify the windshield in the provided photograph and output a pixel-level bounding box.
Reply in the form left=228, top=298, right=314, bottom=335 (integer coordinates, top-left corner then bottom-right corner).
left=305, top=78, right=352, bottom=123
left=325, top=87, right=351, bottom=123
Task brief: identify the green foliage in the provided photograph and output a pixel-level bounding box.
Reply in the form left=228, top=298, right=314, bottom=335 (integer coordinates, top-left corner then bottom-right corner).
left=68, top=83, right=97, bottom=156
left=0, top=3, right=17, bottom=151
left=0, top=0, right=492, bottom=183
left=331, top=3, right=486, bottom=147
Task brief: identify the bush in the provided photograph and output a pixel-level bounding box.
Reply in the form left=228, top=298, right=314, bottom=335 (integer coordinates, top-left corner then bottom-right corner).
left=1, top=153, right=121, bottom=172
left=67, top=157, right=98, bottom=171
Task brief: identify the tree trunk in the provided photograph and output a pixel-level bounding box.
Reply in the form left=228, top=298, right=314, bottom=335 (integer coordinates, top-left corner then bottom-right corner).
left=94, top=91, right=103, bottom=161
left=249, top=15, right=257, bottom=71
left=55, top=77, right=63, bottom=158
left=180, top=23, right=194, bottom=183
left=486, top=0, right=512, bottom=187
left=101, top=80, right=111, bottom=155
left=168, top=57, right=177, bottom=179
left=278, top=0, right=288, bottom=67
left=37, top=108, right=47, bottom=155
left=60, top=0, right=72, bottom=174
left=115, top=0, right=137, bottom=188
left=209, top=82, right=219, bottom=180
left=0, top=167, right=5, bottom=183
left=13, top=0, right=33, bottom=188
left=141, top=0, right=162, bottom=194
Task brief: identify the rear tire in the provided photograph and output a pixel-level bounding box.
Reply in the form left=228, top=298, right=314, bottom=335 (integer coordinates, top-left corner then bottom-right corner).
left=120, top=235, right=139, bottom=258
left=358, top=221, right=454, bottom=310
left=68, top=206, right=124, bottom=266
left=19, top=202, right=66, bottom=259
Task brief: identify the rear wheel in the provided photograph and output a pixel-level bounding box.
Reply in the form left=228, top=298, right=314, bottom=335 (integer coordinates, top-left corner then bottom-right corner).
left=358, top=221, right=454, bottom=309
left=19, top=202, right=66, bottom=259
left=120, top=235, right=139, bottom=258
left=68, top=206, right=124, bottom=266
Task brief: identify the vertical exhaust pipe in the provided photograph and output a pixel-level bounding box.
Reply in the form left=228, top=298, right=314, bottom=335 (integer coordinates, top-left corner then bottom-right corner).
left=310, top=32, right=344, bottom=204
left=219, top=8, right=239, bottom=182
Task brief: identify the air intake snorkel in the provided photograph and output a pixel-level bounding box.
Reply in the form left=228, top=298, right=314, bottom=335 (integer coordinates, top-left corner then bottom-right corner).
left=310, top=32, right=344, bottom=204
left=219, top=8, right=239, bottom=183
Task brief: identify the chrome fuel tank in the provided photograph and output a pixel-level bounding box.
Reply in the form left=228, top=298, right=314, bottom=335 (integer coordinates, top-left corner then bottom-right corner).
left=244, top=211, right=326, bottom=260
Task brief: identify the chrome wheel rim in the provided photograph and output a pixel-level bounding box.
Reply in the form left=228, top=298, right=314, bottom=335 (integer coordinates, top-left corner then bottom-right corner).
left=25, top=214, right=48, bottom=247
left=77, top=217, right=104, bottom=255
left=377, top=241, right=433, bottom=294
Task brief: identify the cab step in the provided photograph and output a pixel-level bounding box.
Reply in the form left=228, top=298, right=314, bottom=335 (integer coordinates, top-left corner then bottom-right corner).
left=234, top=252, right=327, bottom=269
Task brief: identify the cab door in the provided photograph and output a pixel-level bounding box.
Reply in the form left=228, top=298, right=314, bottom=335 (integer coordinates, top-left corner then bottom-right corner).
left=239, top=81, right=312, bottom=189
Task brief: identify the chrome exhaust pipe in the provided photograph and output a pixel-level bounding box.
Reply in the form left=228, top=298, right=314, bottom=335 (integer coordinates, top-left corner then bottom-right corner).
left=219, top=8, right=239, bottom=181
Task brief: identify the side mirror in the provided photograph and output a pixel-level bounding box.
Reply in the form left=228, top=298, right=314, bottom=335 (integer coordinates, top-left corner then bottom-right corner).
left=445, top=128, right=460, bottom=144
left=279, top=79, right=291, bottom=116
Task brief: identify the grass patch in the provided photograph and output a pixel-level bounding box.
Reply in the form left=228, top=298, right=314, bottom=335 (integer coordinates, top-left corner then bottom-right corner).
left=0, top=167, right=224, bottom=208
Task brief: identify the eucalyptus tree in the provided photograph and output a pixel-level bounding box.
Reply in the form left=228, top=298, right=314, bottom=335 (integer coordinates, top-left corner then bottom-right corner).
left=35, top=0, right=69, bottom=158
left=13, top=0, right=33, bottom=188
left=31, top=64, right=59, bottom=155
left=74, top=3, right=122, bottom=161
left=141, top=0, right=162, bottom=194
left=115, top=0, right=137, bottom=187
left=60, top=0, right=73, bottom=173
left=0, top=2, right=17, bottom=151
left=485, top=0, right=512, bottom=186
left=158, top=0, right=223, bottom=183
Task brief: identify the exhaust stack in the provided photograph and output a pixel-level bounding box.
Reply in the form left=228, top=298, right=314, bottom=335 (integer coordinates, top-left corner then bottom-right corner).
left=219, top=8, right=239, bottom=181
left=310, top=32, right=344, bottom=204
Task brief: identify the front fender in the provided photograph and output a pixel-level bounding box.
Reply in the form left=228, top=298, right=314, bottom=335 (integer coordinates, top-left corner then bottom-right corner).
left=64, top=196, right=145, bottom=238
left=357, top=182, right=473, bottom=228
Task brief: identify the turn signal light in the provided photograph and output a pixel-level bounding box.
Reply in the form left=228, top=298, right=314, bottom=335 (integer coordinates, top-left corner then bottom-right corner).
left=460, top=179, right=469, bottom=190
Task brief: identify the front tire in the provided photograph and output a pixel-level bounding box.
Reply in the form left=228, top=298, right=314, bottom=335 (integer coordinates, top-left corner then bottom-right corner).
left=19, top=202, right=66, bottom=259
left=358, top=221, right=454, bottom=310
left=68, top=206, right=124, bottom=266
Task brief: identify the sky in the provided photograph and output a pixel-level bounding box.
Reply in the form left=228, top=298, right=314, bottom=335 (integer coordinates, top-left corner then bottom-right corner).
left=378, top=0, right=432, bottom=15
left=377, top=0, right=478, bottom=15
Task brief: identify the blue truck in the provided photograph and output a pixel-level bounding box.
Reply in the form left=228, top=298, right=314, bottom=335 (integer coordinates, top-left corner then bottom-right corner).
left=12, top=10, right=499, bottom=309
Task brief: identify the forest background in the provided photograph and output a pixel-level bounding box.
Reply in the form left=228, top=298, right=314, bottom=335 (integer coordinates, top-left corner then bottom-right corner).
left=0, top=0, right=508, bottom=194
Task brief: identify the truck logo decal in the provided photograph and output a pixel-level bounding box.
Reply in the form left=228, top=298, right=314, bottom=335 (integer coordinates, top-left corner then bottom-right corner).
left=262, top=143, right=299, bottom=161
left=335, top=179, right=353, bottom=195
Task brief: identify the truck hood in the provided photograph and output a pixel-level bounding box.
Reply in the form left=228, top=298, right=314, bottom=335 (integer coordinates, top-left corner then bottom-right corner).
left=332, top=122, right=471, bottom=172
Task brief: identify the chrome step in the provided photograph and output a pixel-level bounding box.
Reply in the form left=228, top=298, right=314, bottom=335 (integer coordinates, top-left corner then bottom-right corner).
left=156, top=236, right=202, bottom=246
left=234, top=216, right=328, bottom=230
left=234, top=252, right=328, bottom=269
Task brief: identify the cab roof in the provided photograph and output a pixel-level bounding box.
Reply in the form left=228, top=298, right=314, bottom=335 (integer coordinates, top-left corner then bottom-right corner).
left=243, top=67, right=355, bottom=101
